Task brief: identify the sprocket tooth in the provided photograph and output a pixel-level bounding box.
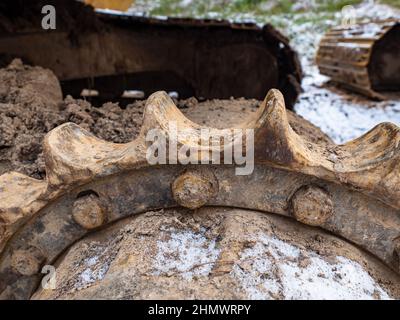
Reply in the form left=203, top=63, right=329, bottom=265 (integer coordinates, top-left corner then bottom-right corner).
left=140, top=91, right=203, bottom=147
left=141, top=91, right=228, bottom=140
left=253, top=89, right=333, bottom=171
left=43, top=122, right=145, bottom=191
left=253, top=89, right=400, bottom=209
left=336, top=122, right=400, bottom=208
left=0, top=172, right=47, bottom=252
left=1, top=88, right=400, bottom=299
left=141, top=91, right=255, bottom=159
left=140, top=91, right=198, bottom=135
left=42, top=91, right=260, bottom=193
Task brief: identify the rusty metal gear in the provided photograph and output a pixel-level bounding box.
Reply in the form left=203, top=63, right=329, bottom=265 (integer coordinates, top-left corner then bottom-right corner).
left=0, top=88, right=399, bottom=299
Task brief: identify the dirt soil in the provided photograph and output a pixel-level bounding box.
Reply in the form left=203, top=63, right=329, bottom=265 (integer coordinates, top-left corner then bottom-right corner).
left=0, top=60, right=332, bottom=179
left=32, top=207, right=400, bottom=300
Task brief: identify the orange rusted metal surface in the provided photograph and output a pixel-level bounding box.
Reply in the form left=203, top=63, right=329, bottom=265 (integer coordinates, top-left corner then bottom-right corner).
left=84, top=0, right=133, bottom=11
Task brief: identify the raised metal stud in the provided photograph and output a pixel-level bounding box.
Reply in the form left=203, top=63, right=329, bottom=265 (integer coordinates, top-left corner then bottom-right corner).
left=172, top=169, right=218, bottom=210
left=72, top=193, right=106, bottom=230
left=11, top=246, right=45, bottom=276
left=290, top=185, right=333, bottom=227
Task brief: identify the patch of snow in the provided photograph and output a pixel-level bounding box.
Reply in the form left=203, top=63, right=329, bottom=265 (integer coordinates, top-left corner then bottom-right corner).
left=231, top=234, right=392, bottom=300
left=152, top=227, right=221, bottom=280
left=79, top=263, right=109, bottom=286
left=295, top=85, right=400, bottom=144
left=95, top=8, right=127, bottom=16
left=355, top=1, right=400, bottom=21
left=85, top=256, right=99, bottom=267
left=151, top=226, right=391, bottom=299
left=73, top=241, right=116, bottom=289
left=180, top=0, right=194, bottom=7
left=292, top=0, right=317, bottom=13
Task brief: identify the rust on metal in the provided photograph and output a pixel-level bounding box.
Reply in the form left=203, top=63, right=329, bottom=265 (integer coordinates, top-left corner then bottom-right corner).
left=0, top=89, right=399, bottom=299
left=84, top=0, right=133, bottom=11
left=316, top=19, right=400, bottom=99
left=72, top=194, right=107, bottom=230
left=172, top=169, right=219, bottom=210
left=290, top=185, right=334, bottom=227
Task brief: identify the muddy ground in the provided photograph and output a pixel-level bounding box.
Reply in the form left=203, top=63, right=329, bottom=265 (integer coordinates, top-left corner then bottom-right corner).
left=32, top=207, right=400, bottom=300
left=0, top=59, right=332, bottom=179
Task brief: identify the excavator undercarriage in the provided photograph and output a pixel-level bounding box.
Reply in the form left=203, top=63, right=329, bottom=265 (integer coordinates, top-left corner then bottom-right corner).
left=0, top=0, right=399, bottom=300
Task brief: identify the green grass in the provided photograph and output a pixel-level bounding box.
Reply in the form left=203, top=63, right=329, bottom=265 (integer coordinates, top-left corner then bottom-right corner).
left=140, top=0, right=366, bottom=17
left=229, top=0, right=293, bottom=15
left=135, top=0, right=400, bottom=17
left=132, top=0, right=398, bottom=40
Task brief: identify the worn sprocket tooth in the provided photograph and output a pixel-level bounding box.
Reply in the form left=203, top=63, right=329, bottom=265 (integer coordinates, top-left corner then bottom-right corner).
left=0, top=173, right=47, bottom=252
left=141, top=90, right=262, bottom=149
left=253, top=90, right=400, bottom=209
left=0, top=89, right=399, bottom=299
left=43, top=123, right=145, bottom=191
